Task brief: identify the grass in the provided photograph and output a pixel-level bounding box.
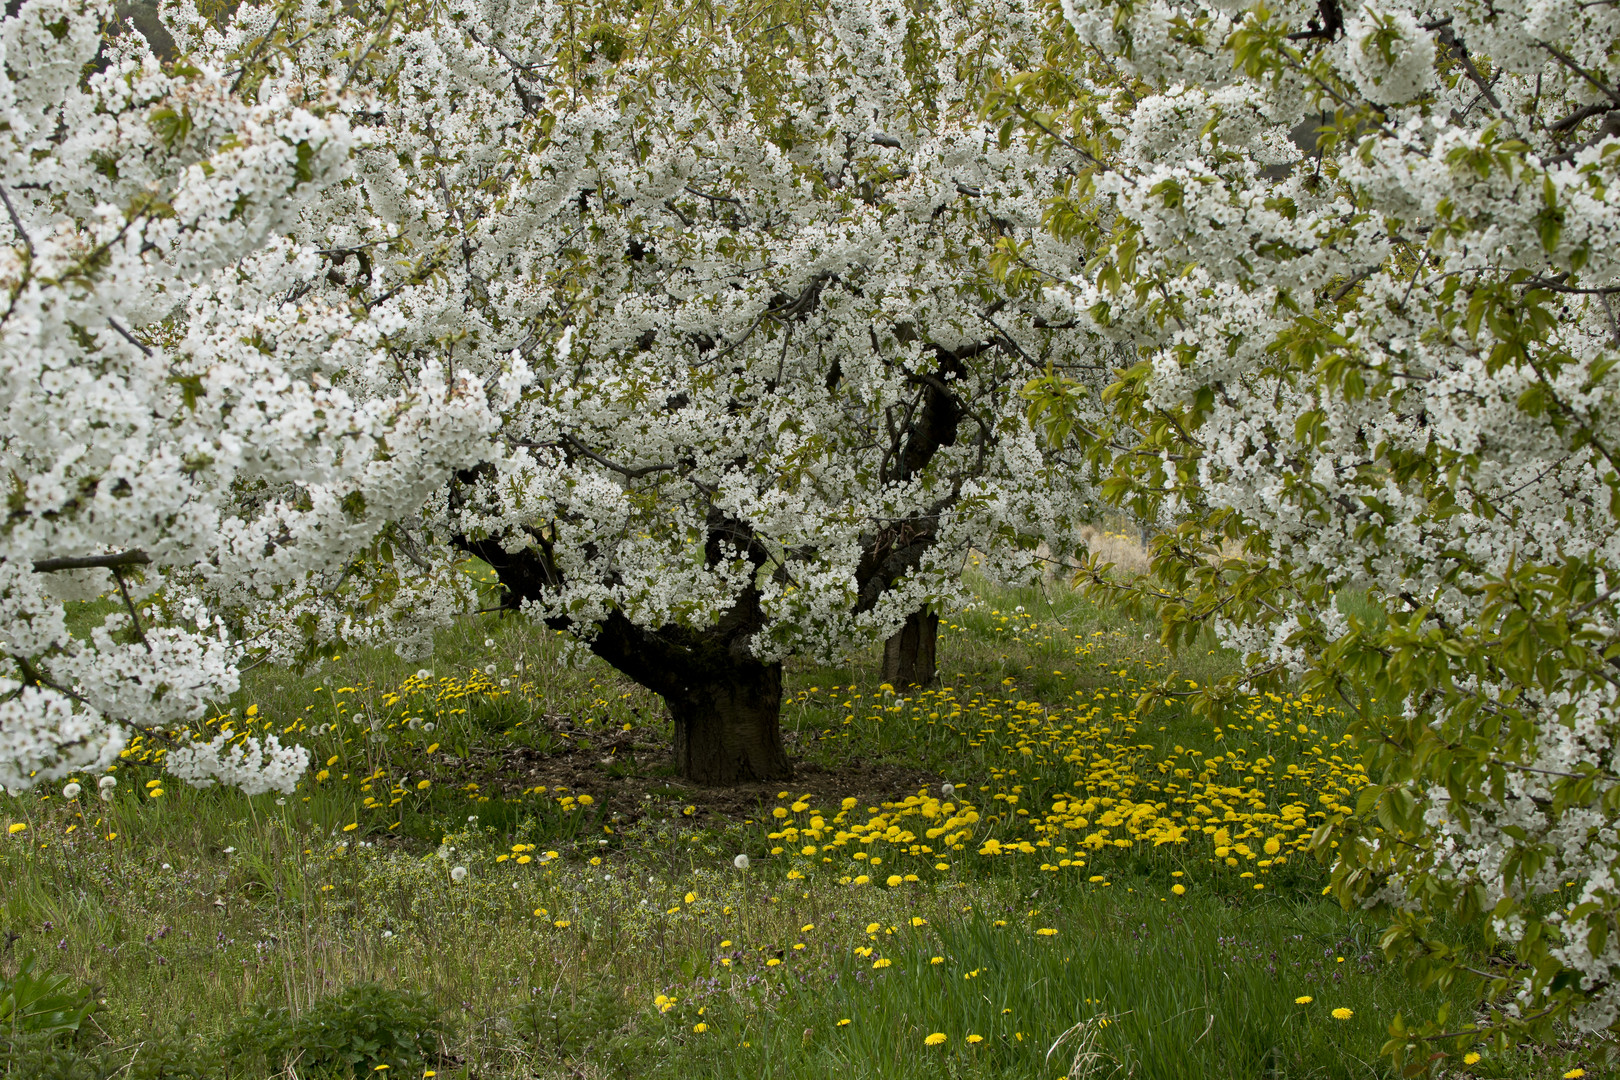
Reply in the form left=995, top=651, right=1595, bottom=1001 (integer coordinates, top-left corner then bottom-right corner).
left=0, top=571, right=1610, bottom=1078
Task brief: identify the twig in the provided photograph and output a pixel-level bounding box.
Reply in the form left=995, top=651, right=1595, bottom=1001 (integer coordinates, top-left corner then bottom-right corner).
left=1537, top=40, right=1620, bottom=107
left=0, top=186, right=33, bottom=257
left=105, top=318, right=152, bottom=357
left=558, top=434, right=678, bottom=480
left=111, top=567, right=152, bottom=654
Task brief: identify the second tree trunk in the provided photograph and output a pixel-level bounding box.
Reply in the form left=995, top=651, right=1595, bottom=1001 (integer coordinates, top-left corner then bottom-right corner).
left=882, top=609, right=939, bottom=688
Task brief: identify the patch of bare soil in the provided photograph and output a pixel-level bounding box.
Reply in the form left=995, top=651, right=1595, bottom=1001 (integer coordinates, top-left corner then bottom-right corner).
left=432, top=712, right=941, bottom=826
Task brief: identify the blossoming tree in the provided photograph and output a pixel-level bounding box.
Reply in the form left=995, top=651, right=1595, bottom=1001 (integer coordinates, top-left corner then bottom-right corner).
left=0, top=0, right=511, bottom=793
left=2, top=0, right=1095, bottom=792
left=998, top=0, right=1620, bottom=1051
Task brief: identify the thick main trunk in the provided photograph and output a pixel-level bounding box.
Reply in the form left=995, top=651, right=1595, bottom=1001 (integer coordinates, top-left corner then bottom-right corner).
left=667, top=660, right=792, bottom=784
left=882, top=609, right=939, bottom=688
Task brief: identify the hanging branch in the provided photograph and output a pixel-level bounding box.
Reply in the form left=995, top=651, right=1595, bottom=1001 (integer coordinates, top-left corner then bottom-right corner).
left=31, top=550, right=152, bottom=573
left=110, top=567, right=152, bottom=653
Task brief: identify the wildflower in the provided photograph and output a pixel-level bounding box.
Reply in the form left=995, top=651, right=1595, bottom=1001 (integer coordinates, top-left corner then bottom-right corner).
left=734, top=854, right=750, bottom=869
left=1171, top=884, right=1186, bottom=896
left=450, top=866, right=468, bottom=882
left=767, top=958, right=782, bottom=967
left=872, top=958, right=891, bottom=969
left=61, top=782, right=81, bottom=799
left=886, top=875, right=902, bottom=887
left=837, top=1019, right=851, bottom=1027
left=693, top=1023, right=708, bottom=1033
left=924, top=1033, right=946, bottom=1046
left=941, top=782, right=956, bottom=798
left=930, top=956, right=943, bottom=964
left=98, top=775, right=117, bottom=801
left=685, top=892, right=696, bottom=904
left=553, top=919, right=571, bottom=928
left=1036, top=928, right=1057, bottom=936
left=6, top=823, right=24, bottom=835
left=1295, top=996, right=1313, bottom=1005
left=1564, top=1071, right=1586, bottom=1079
left=578, top=794, right=594, bottom=806
left=1463, top=1053, right=1481, bottom=1065
left=1331, top=1008, right=1352, bottom=1020
left=343, top=823, right=358, bottom=832
left=966, top=1034, right=984, bottom=1044
left=148, top=787, right=164, bottom=798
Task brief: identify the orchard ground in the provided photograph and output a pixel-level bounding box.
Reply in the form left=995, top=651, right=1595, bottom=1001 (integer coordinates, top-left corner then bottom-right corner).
left=1, top=571, right=1610, bottom=1079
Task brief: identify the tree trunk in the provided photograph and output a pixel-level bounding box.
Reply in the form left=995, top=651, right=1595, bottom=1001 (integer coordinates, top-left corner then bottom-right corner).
left=667, top=659, right=792, bottom=784
left=882, top=609, right=939, bottom=688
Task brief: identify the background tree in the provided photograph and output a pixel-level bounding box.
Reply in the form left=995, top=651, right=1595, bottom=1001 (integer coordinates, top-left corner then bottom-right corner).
left=996, top=0, right=1620, bottom=1054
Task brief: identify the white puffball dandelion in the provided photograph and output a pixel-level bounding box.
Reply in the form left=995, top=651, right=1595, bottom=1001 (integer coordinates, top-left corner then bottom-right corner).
left=734, top=854, right=750, bottom=870
left=98, top=776, right=117, bottom=801
left=940, top=782, right=955, bottom=799
left=450, top=866, right=468, bottom=882
left=61, top=782, right=81, bottom=799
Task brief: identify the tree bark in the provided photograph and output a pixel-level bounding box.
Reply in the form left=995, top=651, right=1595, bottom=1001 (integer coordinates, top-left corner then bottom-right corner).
left=881, top=608, right=939, bottom=688
left=667, top=659, right=791, bottom=784
left=451, top=512, right=794, bottom=786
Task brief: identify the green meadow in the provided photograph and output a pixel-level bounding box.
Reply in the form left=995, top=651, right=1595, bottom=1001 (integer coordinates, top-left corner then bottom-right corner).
left=1, top=575, right=1606, bottom=1078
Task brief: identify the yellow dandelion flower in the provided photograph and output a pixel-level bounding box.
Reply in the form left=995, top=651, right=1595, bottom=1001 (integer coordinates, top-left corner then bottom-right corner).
left=966, top=1034, right=984, bottom=1044
left=872, top=958, right=892, bottom=969
left=1331, top=1008, right=1352, bottom=1020
left=924, top=1033, right=946, bottom=1046
left=1295, top=996, right=1313, bottom=1005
